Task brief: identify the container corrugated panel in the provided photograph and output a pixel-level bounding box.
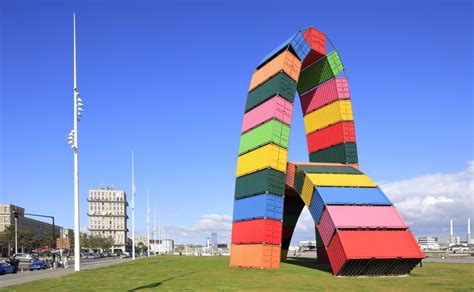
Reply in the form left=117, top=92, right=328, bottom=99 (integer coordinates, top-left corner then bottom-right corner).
left=308, top=186, right=392, bottom=224
left=315, top=186, right=392, bottom=205
left=296, top=164, right=361, bottom=174
left=300, top=78, right=350, bottom=115
left=310, top=142, right=358, bottom=164
left=297, top=51, right=344, bottom=95
left=230, top=244, right=281, bottom=269
left=285, top=162, right=296, bottom=188
left=307, top=173, right=377, bottom=187
left=316, top=245, right=330, bottom=265
left=235, top=168, right=285, bottom=199
left=282, top=214, right=300, bottom=227
left=293, top=168, right=306, bottom=195
left=245, top=72, right=297, bottom=112
left=241, top=95, right=293, bottom=134
left=303, top=100, right=353, bottom=134
left=239, top=119, right=290, bottom=155
left=249, top=50, right=302, bottom=92
left=231, top=219, right=282, bottom=245
left=317, top=208, right=336, bottom=247
left=233, top=194, right=284, bottom=221
left=236, top=144, right=288, bottom=177
left=318, top=206, right=407, bottom=247
left=257, top=31, right=311, bottom=68
left=300, top=175, right=315, bottom=207
left=327, top=230, right=424, bottom=275
left=307, top=122, right=356, bottom=153
left=302, top=27, right=326, bottom=69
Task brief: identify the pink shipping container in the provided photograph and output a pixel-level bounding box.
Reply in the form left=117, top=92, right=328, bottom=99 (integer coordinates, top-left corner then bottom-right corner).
left=241, top=95, right=293, bottom=134
left=300, top=77, right=350, bottom=116
left=318, top=206, right=407, bottom=247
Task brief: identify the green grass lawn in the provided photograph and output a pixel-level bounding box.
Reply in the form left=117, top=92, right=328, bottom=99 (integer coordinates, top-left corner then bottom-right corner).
left=3, top=256, right=474, bottom=291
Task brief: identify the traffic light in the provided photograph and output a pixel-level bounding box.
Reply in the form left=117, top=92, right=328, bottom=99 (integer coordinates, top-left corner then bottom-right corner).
left=12, top=209, right=19, bottom=219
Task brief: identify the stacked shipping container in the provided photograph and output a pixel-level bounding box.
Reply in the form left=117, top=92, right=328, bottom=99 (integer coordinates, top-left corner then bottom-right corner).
left=231, top=32, right=312, bottom=269
left=287, top=163, right=424, bottom=276
left=231, top=26, right=424, bottom=275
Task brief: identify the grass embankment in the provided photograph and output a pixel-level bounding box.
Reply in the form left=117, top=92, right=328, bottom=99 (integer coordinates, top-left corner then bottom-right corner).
left=3, top=256, right=474, bottom=291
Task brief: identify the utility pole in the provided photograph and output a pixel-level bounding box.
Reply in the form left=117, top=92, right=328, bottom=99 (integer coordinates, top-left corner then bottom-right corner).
left=131, top=151, right=136, bottom=260
left=147, top=189, right=150, bottom=257
left=154, top=204, right=157, bottom=254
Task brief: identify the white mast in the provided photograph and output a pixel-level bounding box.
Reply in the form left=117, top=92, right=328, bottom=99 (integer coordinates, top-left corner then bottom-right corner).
left=154, top=204, right=157, bottom=253
left=73, top=13, right=81, bottom=272
left=131, top=151, right=136, bottom=260
left=147, top=188, right=150, bottom=257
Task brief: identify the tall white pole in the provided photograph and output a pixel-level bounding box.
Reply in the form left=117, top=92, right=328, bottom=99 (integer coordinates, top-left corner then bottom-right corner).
left=131, top=151, right=136, bottom=260
left=147, top=189, right=150, bottom=257
left=73, top=13, right=81, bottom=272
left=450, top=219, right=454, bottom=243
left=154, top=204, right=157, bottom=253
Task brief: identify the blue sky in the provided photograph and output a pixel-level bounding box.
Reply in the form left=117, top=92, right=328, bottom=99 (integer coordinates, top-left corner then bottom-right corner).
left=1, top=0, right=472, bottom=245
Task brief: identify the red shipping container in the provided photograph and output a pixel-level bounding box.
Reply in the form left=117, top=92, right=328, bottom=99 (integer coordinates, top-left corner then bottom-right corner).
left=300, top=77, right=350, bottom=116
left=232, top=219, right=282, bottom=245
left=302, top=27, right=326, bottom=69
left=327, top=230, right=425, bottom=275
left=307, top=121, right=356, bottom=153
left=285, top=162, right=296, bottom=188
left=318, top=206, right=407, bottom=248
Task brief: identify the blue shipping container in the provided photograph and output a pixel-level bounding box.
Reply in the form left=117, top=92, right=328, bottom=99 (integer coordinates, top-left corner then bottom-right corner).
left=257, top=31, right=310, bottom=68
left=233, top=193, right=284, bottom=222
left=308, top=187, right=392, bottom=224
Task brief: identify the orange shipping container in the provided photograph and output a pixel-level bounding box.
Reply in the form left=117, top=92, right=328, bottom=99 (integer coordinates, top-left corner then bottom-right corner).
left=230, top=244, right=281, bottom=269
left=248, top=50, right=302, bottom=92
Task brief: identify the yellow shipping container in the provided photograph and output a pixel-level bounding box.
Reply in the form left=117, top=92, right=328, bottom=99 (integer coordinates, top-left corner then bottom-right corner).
left=300, top=175, right=314, bottom=207
left=307, top=173, right=377, bottom=187
left=236, top=144, right=288, bottom=177
left=303, top=100, right=353, bottom=134
left=248, top=50, right=302, bottom=92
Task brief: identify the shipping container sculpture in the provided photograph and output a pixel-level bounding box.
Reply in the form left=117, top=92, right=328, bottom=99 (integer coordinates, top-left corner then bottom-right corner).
left=230, top=27, right=424, bottom=276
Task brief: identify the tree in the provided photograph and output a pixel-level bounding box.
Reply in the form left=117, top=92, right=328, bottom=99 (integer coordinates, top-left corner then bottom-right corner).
left=0, top=225, right=16, bottom=255
left=18, top=231, right=35, bottom=252
left=67, top=230, right=75, bottom=249
left=136, top=242, right=148, bottom=254
left=100, top=236, right=114, bottom=251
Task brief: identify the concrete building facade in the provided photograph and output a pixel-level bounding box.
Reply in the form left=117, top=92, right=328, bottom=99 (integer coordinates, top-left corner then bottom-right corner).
left=0, top=204, right=62, bottom=254
left=87, top=187, right=128, bottom=252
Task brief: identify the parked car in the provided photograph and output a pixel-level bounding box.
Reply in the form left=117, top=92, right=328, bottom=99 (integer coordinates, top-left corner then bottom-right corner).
left=85, top=253, right=99, bottom=259
left=0, top=263, right=17, bottom=275
left=28, top=260, right=49, bottom=271
left=120, top=252, right=131, bottom=259
left=12, top=253, right=36, bottom=262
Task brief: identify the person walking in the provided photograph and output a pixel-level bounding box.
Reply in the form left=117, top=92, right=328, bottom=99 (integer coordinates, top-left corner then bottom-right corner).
left=63, top=255, right=69, bottom=269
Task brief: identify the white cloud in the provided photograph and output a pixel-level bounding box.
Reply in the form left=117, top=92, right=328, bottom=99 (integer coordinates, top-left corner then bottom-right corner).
left=379, top=161, right=474, bottom=241
left=163, top=214, right=232, bottom=245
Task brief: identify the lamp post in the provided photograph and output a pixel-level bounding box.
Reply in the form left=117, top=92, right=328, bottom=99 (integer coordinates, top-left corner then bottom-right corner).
left=131, top=151, right=136, bottom=260
left=67, top=13, right=84, bottom=272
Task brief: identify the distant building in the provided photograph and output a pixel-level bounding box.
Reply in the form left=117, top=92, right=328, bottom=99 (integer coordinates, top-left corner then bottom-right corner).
left=150, top=239, right=174, bottom=254
left=206, top=237, right=211, bottom=248
left=87, top=187, right=128, bottom=252
left=211, top=232, right=218, bottom=249
left=418, top=236, right=440, bottom=250
left=217, top=243, right=228, bottom=249
left=0, top=204, right=62, bottom=254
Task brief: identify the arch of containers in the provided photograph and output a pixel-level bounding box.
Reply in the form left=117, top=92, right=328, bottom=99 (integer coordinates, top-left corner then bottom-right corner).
left=230, top=27, right=424, bottom=276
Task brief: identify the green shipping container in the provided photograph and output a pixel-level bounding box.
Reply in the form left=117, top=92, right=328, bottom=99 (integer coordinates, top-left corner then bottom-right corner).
left=293, top=169, right=306, bottom=195
left=245, top=72, right=297, bottom=112
left=297, top=51, right=344, bottom=95
left=238, top=119, right=290, bottom=155
left=234, top=168, right=286, bottom=199
left=296, top=164, right=361, bottom=174
left=309, top=142, right=358, bottom=164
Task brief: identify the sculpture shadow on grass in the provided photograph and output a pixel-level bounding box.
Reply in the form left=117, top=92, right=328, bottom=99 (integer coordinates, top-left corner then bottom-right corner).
left=283, top=257, right=333, bottom=274
left=129, top=271, right=196, bottom=291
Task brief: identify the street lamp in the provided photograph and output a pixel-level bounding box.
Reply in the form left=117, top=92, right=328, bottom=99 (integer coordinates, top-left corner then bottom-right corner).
left=66, top=13, right=84, bottom=272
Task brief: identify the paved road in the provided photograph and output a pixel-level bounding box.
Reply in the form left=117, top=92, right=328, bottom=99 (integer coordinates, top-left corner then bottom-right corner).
left=0, top=257, right=133, bottom=288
